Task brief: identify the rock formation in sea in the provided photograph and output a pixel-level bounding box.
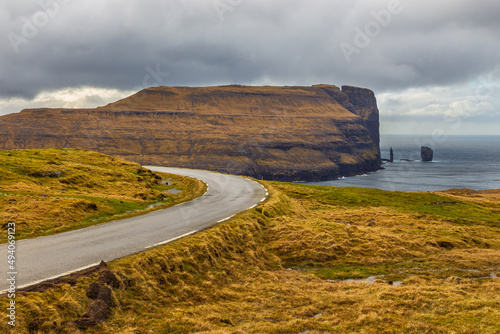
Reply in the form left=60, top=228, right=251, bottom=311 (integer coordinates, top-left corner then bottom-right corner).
left=0, top=84, right=381, bottom=181
left=421, top=146, right=434, bottom=162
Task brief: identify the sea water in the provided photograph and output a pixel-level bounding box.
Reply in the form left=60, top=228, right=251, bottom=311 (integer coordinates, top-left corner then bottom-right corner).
left=307, top=135, right=500, bottom=192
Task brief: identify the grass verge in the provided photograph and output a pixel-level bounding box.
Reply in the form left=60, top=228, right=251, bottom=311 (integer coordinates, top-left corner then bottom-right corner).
left=1, top=179, right=499, bottom=333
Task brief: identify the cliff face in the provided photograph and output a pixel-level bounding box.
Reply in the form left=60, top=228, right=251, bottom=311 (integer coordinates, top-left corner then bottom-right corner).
left=339, top=86, right=381, bottom=164
left=0, top=85, right=381, bottom=181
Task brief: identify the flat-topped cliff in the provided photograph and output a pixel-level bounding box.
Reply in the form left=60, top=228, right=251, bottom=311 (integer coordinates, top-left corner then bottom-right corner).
left=0, top=84, right=381, bottom=181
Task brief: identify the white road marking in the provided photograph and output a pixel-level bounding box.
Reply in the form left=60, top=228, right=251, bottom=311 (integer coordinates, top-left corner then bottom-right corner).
left=1, top=262, right=101, bottom=294
left=217, top=215, right=235, bottom=223
left=144, top=230, right=198, bottom=249
left=1, top=167, right=269, bottom=291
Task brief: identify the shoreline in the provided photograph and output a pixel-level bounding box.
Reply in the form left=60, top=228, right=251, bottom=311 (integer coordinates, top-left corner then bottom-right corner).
left=304, top=159, right=500, bottom=192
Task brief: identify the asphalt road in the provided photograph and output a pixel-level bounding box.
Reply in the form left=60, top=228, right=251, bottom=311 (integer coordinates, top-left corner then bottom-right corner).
left=0, top=167, right=267, bottom=292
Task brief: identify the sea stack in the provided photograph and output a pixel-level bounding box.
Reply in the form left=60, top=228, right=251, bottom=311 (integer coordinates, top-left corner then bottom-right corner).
left=389, top=147, right=394, bottom=162
left=421, top=146, right=433, bottom=162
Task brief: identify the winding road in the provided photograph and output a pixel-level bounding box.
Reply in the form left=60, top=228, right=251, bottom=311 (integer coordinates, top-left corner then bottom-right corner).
left=0, top=167, right=267, bottom=292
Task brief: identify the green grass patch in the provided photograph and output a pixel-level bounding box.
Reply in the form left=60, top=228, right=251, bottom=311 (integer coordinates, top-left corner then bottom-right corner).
left=280, top=182, right=500, bottom=227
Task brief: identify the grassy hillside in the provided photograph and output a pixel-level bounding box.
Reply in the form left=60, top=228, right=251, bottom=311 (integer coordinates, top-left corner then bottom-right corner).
left=0, top=148, right=205, bottom=242
left=3, top=179, right=499, bottom=333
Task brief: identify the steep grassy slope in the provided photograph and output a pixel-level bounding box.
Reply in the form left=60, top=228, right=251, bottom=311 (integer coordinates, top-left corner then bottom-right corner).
left=4, top=183, right=499, bottom=333
left=0, top=84, right=381, bottom=181
left=0, top=148, right=205, bottom=242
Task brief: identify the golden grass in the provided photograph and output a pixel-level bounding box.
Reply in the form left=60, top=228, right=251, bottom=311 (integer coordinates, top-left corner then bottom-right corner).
left=0, top=148, right=205, bottom=242
left=2, top=180, right=499, bottom=333
left=100, top=85, right=357, bottom=120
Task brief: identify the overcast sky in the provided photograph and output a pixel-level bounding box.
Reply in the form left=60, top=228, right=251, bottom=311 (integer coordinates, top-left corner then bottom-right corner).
left=1, top=0, right=499, bottom=135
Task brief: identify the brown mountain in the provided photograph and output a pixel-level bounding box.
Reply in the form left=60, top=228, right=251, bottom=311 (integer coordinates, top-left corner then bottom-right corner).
left=0, top=84, right=381, bottom=181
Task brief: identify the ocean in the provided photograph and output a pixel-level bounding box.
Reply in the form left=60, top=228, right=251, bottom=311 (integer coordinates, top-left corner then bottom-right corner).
left=307, top=135, right=500, bottom=192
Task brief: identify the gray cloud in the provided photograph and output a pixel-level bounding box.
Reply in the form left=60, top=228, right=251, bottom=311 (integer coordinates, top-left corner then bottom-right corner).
left=1, top=0, right=499, bottom=125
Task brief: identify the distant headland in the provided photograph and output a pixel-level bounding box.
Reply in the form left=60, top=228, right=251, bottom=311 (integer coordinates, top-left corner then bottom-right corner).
left=0, top=84, right=381, bottom=181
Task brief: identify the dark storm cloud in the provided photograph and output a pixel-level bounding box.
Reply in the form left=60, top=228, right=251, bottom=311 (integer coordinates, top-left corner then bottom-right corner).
left=1, top=0, right=500, bottom=99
